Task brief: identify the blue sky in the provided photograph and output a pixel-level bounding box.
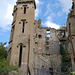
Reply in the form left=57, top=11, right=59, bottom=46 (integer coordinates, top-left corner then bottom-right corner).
left=0, top=0, right=72, bottom=46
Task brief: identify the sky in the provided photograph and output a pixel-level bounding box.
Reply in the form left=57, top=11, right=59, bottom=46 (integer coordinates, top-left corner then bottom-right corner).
left=0, top=0, right=72, bottom=46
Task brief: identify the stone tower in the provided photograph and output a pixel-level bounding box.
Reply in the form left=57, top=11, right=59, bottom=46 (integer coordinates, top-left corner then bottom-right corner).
left=8, top=0, right=36, bottom=74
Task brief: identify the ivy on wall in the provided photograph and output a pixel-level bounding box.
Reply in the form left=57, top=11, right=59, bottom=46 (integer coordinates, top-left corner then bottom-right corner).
left=60, top=44, right=72, bottom=72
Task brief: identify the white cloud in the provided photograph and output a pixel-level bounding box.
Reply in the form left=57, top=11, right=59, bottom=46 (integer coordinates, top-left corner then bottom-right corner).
left=35, top=9, right=39, bottom=18
left=44, top=3, right=60, bottom=29
left=35, top=0, right=43, bottom=18
left=45, top=0, right=72, bottom=17
left=57, top=11, right=63, bottom=17
left=43, top=0, right=72, bottom=29
left=52, top=2, right=60, bottom=8
left=44, top=3, right=55, bottom=18
left=46, top=16, right=53, bottom=22
left=35, top=0, right=40, bottom=5
left=5, top=4, right=14, bottom=22
left=0, top=0, right=17, bottom=31
left=0, top=0, right=72, bottom=32
left=59, top=0, right=72, bottom=14
left=0, top=0, right=42, bottom=30
left=45, top=21, right=60, bottom=29
left=44, top=4, right=51, bottom=16
left=44, top=16, right=60, bottom=29
left=35, top=0, right=40, bottom=18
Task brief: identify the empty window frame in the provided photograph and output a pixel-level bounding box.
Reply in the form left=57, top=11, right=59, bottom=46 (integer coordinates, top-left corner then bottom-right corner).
left=46, top=31, right=50, bottom=37
left=19, top=45, right=23, bottom=67
left=22, top=21, right=25, bottom=33
left=24, top=7, right=26, bottom=14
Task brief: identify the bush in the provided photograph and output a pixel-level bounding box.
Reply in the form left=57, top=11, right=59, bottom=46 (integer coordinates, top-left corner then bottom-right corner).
left=0, top=59, right=19, bottom=75
left=71, top=72, right=75, bottom=75
left=0, top=42, right=19, bottom=75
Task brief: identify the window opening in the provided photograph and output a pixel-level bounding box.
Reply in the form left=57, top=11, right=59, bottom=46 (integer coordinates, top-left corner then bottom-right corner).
left=46, top=31, right=50, bottom=38
left=46, top=41, right=49, bottom=45
left=74, top=58, right=75, bottom=63
left=19, top=45, right=23, bottom=67
left=24, top=7, right=26, bottom=14
left=22, top=21, right=25, bottom=33
left=38, top=35, right=42, bottom=38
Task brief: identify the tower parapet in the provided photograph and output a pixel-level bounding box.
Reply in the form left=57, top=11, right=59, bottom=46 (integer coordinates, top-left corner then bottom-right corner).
left=16, top=0, right=36, bottom=9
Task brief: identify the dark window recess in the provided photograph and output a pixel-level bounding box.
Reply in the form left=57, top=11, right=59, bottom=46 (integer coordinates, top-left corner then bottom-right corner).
left=28, top=67, right=31, bottom=75
left=74, top=58, right=75, bottom=63
left=46, top=54, right=50, bottom=56
left=49, top=68, right=53, bottom=75
left=26, top=22, right=28, bottom=23
left=27, top=7, right=29, bottom=9
left=69, top=23, right=71, bottom=25
left=19, top=45, right=23, bottom=67
left=24, top=7, right=26, bottom=14
left=38, top=35, right=42, bottom=38
left=19, top=22, right=21, bottom=24
left=22, top=22, right=25, bottom=33
left=46, top=41, right=49, bottom=45
left=42, top=65, right=44, bottom=67
left=35, top=42, right=38, bottom=44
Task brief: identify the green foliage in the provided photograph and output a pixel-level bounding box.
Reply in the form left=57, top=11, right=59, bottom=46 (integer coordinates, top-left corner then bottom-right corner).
left=0, top=59, right=19, bottom=75
left=60, top=44, right=65, bottom=55
left=0, top=42, right=7, bottom=59
left=71, top=72, right=75, bottom=75
left=0, top=42, right=19, bottom=75
left=60, top=44, right=72, bottom=72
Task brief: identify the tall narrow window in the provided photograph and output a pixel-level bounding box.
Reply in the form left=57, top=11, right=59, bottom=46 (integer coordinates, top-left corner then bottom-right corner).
left=19, top=45, right=23, bottom=67
left=22, top=21, right=25, bottom=33
left=24, top=7, right=26, bottom=14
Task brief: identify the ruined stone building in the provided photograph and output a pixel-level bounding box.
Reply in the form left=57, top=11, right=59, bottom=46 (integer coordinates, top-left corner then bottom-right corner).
left=8, top=0, right=75, bottom=74
left=66, top=0, right=75, bottom=71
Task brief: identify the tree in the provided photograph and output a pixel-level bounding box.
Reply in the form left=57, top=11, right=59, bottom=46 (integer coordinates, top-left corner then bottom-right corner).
left=0, top=42, right=19, bottom=75
left=0, top=42, right=7, bottom=59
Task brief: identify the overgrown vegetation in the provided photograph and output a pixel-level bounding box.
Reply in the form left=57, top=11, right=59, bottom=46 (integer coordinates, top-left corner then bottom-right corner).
left=0, top=42, right=19, bottom=75
left=0, top=42, right=7, bottom=59
left=60, top=44, right=72, bottom=72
